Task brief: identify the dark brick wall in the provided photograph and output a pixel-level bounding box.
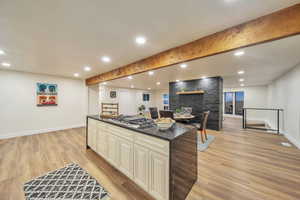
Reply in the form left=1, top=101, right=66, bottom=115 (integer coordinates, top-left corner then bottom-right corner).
left=169, top=77, right=223, bottom=131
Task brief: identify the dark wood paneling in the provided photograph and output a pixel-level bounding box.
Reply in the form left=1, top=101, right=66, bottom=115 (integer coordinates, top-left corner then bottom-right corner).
left=86, top=4, right=300, bottom=85
left=170, top=127, right=198, bottom=200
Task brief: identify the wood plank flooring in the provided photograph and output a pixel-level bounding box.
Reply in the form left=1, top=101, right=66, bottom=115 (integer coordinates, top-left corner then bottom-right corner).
left=0, top=117, right=299, bottom=200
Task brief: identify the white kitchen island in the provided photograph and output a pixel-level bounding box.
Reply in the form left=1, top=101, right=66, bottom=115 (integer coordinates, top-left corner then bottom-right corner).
left=86, top=115, right=198, bottom=200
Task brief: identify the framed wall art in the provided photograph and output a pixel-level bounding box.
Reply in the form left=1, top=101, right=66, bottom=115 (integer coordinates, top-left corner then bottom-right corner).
left=36, top=83, right=58, bottom=106
left=110, top=91, right=117, bottom=98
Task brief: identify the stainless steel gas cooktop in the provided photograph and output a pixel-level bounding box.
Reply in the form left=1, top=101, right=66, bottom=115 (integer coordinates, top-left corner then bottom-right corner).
left=107, top=115, right=156, bottom=129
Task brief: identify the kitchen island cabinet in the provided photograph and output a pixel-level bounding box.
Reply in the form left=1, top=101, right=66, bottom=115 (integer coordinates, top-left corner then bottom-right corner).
left=86, top=115, right=197, bottom=200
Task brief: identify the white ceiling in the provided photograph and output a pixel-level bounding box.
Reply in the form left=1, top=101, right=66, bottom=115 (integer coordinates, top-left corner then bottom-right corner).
left=0, top=0, right=299, bottom=79
left=107, top=34, right=300, bottom=89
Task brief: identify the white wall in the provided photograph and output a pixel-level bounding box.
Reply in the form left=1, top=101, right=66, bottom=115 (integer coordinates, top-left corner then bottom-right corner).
left=153, top=89, right=169, bottom=111
left=267, top=63, right=300, bottom=148
left=223, top=86, right=268, bottom=121
left=88, top=84, right=100, bottom=115
left=0, top=70, right=87, bottom=139
left=99, top=86, right=156, bottom=115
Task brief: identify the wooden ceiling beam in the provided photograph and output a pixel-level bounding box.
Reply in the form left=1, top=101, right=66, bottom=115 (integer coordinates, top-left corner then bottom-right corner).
left=86, top=4, right=300, bottom=85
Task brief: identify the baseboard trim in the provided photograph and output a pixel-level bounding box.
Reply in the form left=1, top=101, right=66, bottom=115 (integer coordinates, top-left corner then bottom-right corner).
left=0, top=124, right=86, bottom=140
left=284, top=133, right=300, bottom=149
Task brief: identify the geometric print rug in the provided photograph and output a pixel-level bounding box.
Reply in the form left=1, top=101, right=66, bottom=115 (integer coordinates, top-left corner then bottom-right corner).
left=24, top=163, right=110, bottom=200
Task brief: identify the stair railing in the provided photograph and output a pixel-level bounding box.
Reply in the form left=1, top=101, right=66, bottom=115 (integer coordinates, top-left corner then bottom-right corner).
left=242, top=108, right=283, bottom=134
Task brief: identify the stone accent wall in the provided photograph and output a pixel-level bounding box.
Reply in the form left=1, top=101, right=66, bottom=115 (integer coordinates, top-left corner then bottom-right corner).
left=169, top=77, right=223, bottom=131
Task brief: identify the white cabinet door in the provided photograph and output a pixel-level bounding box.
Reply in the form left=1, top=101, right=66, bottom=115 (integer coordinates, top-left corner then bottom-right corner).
left=88, top=119, right=97, bottom=151
left=107, top=134, right=120, bottom=167
left=89, top=119, right=171, bottom=200
left=149, top=151, right=169, bottom=200
left=96, top=126, right=108, bottom=158
left=119, top=138, right=134, bottom=179
left=133, top=144, right=149, bottom=191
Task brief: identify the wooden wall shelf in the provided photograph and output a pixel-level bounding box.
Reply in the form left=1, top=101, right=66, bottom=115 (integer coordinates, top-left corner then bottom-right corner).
left=176, top=90, right=204, bottom=95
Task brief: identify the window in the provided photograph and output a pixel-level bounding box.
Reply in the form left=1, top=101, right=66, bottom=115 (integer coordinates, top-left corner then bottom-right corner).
left=235, top=91, right=244, bottom=115
left=224, top=92, right=234, bottom=114
left=163, top=94, right=169, bottom=110
left=224, top=91, right=244, bottom=116
left=163, top=94, right=169, bottom=105
left=143, top=93, right=150, bottom=101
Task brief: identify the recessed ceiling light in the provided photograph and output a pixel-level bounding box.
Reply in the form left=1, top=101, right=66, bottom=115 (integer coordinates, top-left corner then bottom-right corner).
left=130, top=85, right=134, bottom=88
left=135, top=36, right=147, bottom=45
left=84, top=66, right=91, bottom=71
left=128, top=76, right=133, bottom=80
left=239, top=78, right=244, bottom=82
left=148, top=71, right=154, bottom=75
left=103, top=82, right=107, bottom=85
left=180, top=63, right=187, bottom=68
left=234, top=51, right=245, bottom=56
left=101, top=56, right=111, bottom=63
left=1, top=62, right=11, bottom=67
left=156, top=82, right=161, bottom=85
left=238, top=70, right=245, bottom=75
left=240, top=84, right=245, bottom=87
left=148, top=88, right=151, bottom=90
left=176, top=80, right=180, bottom=82
left=74, top=73, right=79, bottom=77
left=0, top=49, right=5, bottom=55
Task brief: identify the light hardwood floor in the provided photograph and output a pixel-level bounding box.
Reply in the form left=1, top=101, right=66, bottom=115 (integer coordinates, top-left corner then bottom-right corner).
left=0, top=117, right=299, bottom=200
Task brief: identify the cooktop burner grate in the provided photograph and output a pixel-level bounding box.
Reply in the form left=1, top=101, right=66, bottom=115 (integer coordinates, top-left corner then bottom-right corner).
left=108, top=115, right=156, bottom=129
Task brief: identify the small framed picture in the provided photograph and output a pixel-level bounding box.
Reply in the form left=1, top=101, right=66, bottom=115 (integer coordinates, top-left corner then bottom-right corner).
left=143, top=93, right=150, bottom=101
left=110, top=91, right=117, bottom=98
left=36, top=83, right=58, bottom=106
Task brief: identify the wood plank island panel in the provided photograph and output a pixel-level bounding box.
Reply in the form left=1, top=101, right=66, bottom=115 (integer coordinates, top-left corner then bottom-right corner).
left=170, top=127, right=198, bottom=200
left=86, top=4, right=300, bottom=85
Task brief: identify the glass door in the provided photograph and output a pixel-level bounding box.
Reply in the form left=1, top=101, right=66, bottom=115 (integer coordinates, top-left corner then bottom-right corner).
left=224, top=91, right=245, bottom=116
left=235, top=91, right=244, bottom=115
left=224, top=92, right=234, bottom=114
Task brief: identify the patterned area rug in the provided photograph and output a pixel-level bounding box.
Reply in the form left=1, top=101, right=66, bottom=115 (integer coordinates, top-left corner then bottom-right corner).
left=24, top=163, right=110, bottom=200
left=198, top=134, right=215, bottom=152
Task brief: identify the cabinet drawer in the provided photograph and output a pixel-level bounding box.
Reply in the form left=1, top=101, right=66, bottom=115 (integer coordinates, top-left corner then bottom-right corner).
left=98, top=121, right=107, bottom=127
left=107, top=126, right=134, bottom=142
left=88, top=118, right=97, bottom=126
left=97, top=123, right=107, bottom=131
left=134, top=133, right=169, bottom=156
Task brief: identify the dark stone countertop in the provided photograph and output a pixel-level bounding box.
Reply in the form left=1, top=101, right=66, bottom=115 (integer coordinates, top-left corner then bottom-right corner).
left=87, top=115, right=196, bottom=141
